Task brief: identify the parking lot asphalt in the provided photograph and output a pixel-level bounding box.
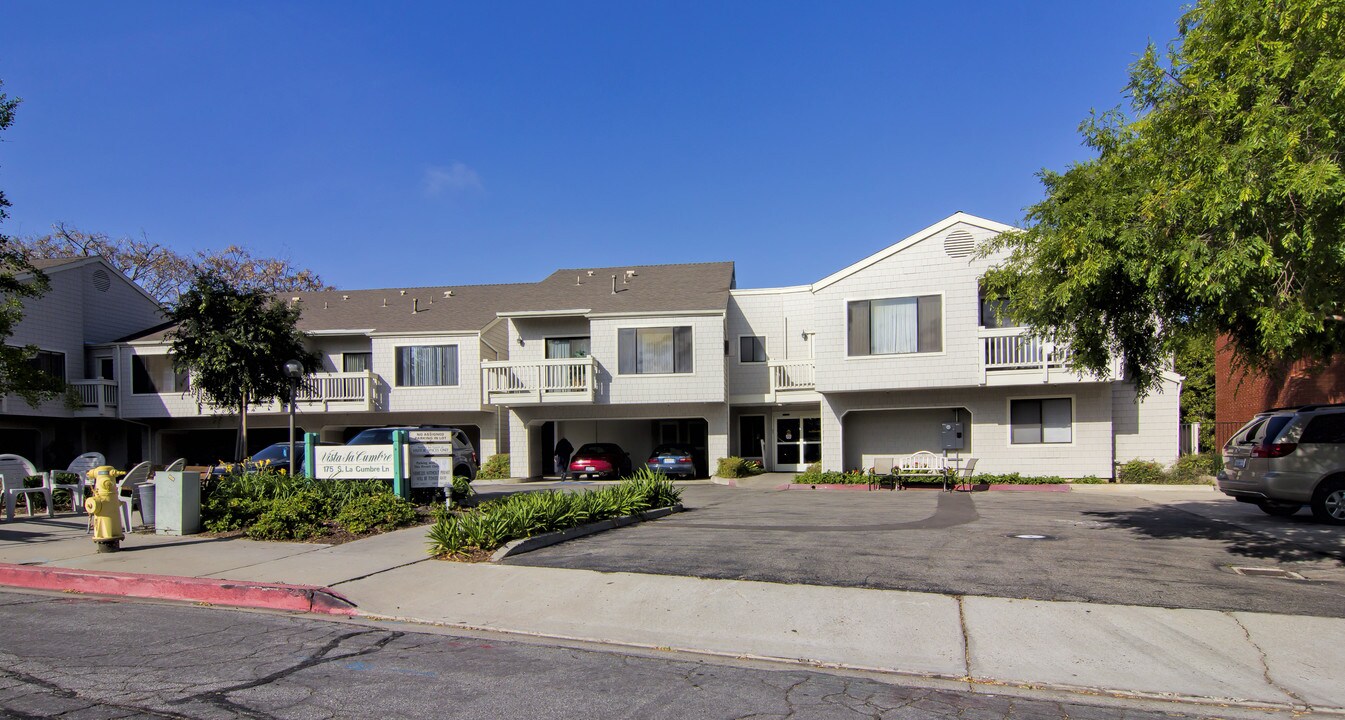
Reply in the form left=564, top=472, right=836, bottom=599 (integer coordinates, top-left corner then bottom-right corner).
left=506, top=485, right=1345, bottom=618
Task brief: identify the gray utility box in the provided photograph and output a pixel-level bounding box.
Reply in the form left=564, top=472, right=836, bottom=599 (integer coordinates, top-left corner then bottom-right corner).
left=940, top=422, right=966, bottom=451
left=152, top=470, right=200, bottom=536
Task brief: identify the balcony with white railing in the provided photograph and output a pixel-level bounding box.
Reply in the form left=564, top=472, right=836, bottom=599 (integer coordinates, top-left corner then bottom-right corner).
left=768, top=359, right=816, bottom=395
left=980, top=327, right=1096, bottom=385
left=482, top=357, right=596, bottom=405
left=72, top=380, right=118, bottom=417
left=293, top=371, right=377, bottom=411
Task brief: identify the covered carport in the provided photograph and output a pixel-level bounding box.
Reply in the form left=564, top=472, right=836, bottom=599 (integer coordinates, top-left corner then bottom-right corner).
left=841, top=407, right=970, bottom=471
left=540, top=417, right=710, bottom=477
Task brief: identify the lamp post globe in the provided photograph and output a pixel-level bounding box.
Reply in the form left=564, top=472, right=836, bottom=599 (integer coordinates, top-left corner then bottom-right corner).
left=283, top=360, right=304, bottom=477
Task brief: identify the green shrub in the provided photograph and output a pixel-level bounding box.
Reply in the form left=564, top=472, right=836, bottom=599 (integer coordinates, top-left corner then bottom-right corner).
left=477, top=454, right=511, bottom=480
left=715, top=456, right=762, bottom=478
left=968, top=473, right=1069, bottom=485
left=427, top=474, right=682, bottom=558
left=1169, top=452, right=1220, bottom=484
left=793, top=465, right=869, bottom=484
left=201, top=470, right=401, bottom=538
left=1116, top=460, right=1168, bottom=484
left=1072, top=475, right=1108, bottom=484
left=336, top=493, right=417, bottom=534
left=246, top=491, right=327, bottom=541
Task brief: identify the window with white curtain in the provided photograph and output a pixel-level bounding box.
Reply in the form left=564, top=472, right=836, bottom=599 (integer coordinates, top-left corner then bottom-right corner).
left=847, top=295, right=942, bottom=356
left=618, top=327, right=692, bottom=374
left=394, top=345, right=459, bottom=386
left=1010, top=398, right=1073, bottom=444
left=545, top=337, right=591, bottom=359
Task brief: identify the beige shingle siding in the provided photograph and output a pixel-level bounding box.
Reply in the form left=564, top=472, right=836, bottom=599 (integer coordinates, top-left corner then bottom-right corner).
left=590, top=314, right=726, bottom=405
left=1112, top=377, right=1182, bottom=466
left=812, top=222, right=1002, bottom=393
left=727, top=289, right=816, bottom=400
left=821, top=384, right=1117, bottom=478
left=374, top=334, right=484, bottom=413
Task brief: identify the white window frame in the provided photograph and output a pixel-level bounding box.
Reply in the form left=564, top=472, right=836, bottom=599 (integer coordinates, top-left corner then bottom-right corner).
left=737, top=335, right=767, bottom=364
left=544, top=335, right=592, bottom=360
left=615, top=325, right=695, bottom=376
left=129, top=352, right=190, bottom=395
left=394, top=344, right=461, bottom=388
left=1005, top=395, right=1076, bottom=447
left=843, top=291, right=947, bottom=360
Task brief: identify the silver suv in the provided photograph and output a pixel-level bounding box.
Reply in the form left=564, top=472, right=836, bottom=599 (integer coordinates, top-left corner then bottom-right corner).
left=1218, top=404, right=1345, bottom=523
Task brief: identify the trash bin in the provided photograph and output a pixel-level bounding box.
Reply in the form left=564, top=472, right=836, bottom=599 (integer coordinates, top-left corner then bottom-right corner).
left=137, top=483, right=156, bottom=527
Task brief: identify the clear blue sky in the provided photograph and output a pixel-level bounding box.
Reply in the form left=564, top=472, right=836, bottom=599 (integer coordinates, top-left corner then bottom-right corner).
left=2, top=1, right=1183, bottom=290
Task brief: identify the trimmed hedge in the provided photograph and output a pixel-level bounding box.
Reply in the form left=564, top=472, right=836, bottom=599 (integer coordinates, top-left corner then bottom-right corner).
left=201, top=471, right=415, bottom=540
left=715, top=456, right=763, bottom=478
left=427, top=469, right=682, bottom=558
left=477, top=454, right=511, bottom=480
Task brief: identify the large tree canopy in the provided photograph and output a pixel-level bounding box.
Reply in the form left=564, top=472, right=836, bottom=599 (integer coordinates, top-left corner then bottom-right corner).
left=0, top=80, right=66, bottom=407
left=167, top=270, right=318, bottom=460
left=982, top=0, right=1345, bottom=394
left=18, top=223, right=331, bottom=305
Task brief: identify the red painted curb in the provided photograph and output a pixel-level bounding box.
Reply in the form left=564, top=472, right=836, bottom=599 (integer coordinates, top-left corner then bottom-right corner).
left=782, top=483, right=873, bottom=491
left=783, top=483, right=1075, bottom=493
left=0, top=563, right=357, bottom=615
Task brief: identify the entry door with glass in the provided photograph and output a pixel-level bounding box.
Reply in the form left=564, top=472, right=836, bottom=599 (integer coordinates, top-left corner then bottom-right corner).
left=774, top=416, right=821, bottom=472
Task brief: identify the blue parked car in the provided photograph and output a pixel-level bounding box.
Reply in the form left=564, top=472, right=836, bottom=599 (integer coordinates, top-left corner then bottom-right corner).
left=645, top=443, right=697, bottom=479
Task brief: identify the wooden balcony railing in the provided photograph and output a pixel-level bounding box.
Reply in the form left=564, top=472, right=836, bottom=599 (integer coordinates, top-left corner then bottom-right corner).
left=482, top=357, right=596, bottom=405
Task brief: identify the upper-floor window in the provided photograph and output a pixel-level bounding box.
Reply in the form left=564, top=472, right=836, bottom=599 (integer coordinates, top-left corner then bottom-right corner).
left=978, top=284, right=1018, bottom=329
left=395, top=345, right=459, bottom=387
left=739, top=336, right=766, bottom=363
left=28, top=350, right=66, bottom=382
left=131, top=355, right=189, bottom=394
left=343, top=352, right=372, bottom=373
left=1010, top=397, right=1072, bottom=444
left=847, top=296, right=942, bottom=356
left=546, top=337, right=590, bottom=359
left=618, top=327, right=692, bottom=374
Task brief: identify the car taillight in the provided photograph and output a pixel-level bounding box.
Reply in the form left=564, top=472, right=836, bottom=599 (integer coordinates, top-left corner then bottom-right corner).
left=677, top=456, right=691, bottom=462
left=1251, top=443, right=1298, bottom=458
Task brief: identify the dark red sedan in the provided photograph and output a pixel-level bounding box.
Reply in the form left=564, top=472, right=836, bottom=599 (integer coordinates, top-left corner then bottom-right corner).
left=568, top=443, right=633, bottom=479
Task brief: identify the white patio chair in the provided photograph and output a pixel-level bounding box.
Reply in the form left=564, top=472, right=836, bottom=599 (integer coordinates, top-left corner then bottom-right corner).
left=952, top=457, right=979, bottom=492
left=164, top=458, right=186, bottom=473
left=47, top=452, right=105, bottom=513
left=0, top=454, right=52, bottom=521
left=867, top=456, right=897, bottom=491
left=117, top=461, right=153, bottom=530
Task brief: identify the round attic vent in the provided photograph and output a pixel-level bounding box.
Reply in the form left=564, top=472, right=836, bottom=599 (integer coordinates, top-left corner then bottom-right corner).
left=92, top=268, right=111, bottom=292
left=943, top=229, right=976, bottom=258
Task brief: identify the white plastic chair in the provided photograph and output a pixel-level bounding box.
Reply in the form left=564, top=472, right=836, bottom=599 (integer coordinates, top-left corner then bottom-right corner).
left=117, top=461, right=152, bottom=530
left=48, top=452, right=105, bottom=513
left=0, top=454, right=52, bottom=521
left=164, top=458, right=186, bottom=473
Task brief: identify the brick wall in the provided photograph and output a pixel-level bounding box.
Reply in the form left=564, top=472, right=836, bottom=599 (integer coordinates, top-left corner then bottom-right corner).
left=1215, top=336, right=1345, bottom=445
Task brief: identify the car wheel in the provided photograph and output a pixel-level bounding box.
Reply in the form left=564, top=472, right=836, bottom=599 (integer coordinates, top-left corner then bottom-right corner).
left=455, top=465, right=475, bottom=482
left=1311, top=478, right=1345, bottom=524
left=1256, top=501, right=1301, bottom=517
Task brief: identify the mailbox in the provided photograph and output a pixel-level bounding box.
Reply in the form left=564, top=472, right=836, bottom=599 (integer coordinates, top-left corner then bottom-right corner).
left=940, top=422, right=965, bottom=450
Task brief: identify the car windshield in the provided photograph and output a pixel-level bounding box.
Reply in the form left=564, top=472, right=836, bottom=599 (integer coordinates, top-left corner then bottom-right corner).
left=1234, top=416, right=1293, bottom=446
left=347, top=429, right=397, bottom=445
left=576, top=444, right=620, bottom=455
left=251, top=445, right=291, bottom=463
left=650, top=445, right=691, bottom=456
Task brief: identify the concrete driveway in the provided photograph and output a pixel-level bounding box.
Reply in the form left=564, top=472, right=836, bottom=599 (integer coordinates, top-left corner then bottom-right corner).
left=507, top=484, right=1345, bottom=617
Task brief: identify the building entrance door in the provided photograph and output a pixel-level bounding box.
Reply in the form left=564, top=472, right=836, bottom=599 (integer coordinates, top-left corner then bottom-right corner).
left=774, top=416, right=820, bottom=472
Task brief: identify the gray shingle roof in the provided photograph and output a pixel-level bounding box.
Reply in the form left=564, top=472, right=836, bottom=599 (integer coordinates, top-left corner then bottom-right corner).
left=120, top=261, right=734, bottom=342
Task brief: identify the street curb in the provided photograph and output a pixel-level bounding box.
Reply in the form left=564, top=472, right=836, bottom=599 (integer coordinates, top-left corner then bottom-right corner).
left=489, top=504, right=684, bottom=561
left=0, top=563, right=357, bottom=615
left=781, top=483, right=873, bottom=491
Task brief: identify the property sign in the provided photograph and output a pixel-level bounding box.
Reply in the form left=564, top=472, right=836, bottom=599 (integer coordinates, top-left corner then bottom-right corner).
left=407, top=434, right=456, bottom=488
left=313, top=445, right=408, bottom=480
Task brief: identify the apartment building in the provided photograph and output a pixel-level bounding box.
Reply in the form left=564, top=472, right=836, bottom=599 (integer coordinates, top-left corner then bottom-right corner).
left=0, top=256, right=165, bottom=468
left=10, top=212, right=1179, bottom=477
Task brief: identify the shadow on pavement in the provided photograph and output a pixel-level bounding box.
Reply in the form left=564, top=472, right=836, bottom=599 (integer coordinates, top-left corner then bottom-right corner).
left=1082, top=505, right=1345, bottom=565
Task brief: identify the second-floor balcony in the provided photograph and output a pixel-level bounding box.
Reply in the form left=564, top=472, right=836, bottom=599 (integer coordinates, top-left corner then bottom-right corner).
left=294, top=371, right=378, bottom=411
left=482, top=357, right=596, bottom=405
left=979, top=327, right=1106, bottom=384
left=768, top=359, right=816, bottom=394
left=72, top=379, right=118, bottom=417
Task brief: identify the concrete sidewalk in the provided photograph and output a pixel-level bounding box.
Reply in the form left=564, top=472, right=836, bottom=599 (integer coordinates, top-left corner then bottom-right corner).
left=2, top=513, right=1342, bottom=715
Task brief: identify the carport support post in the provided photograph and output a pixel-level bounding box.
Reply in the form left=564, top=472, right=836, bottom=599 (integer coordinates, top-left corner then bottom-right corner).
left=303, top=433, right=319, bottom=479
left=392, top=430, right=408, bottom=499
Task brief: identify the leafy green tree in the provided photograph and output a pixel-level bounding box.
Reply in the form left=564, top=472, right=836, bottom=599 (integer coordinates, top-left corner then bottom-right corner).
left=0, top=80, right=66, bottom=407
left=982, top=0, right=1345, bottom=395
left=1175, top=331, right=1216, bottom=449
left=167, top=270, right=318, bottom=460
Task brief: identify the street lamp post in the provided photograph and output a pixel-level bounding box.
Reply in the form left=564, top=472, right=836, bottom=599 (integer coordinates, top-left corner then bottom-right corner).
left=283, top=359, right=305, bottom=477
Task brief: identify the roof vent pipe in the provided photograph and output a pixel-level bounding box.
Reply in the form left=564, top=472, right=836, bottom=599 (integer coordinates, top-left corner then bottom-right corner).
left=611, top=274, right=617, bottom=294
left=412, top=297, right=421, bottom=314
left=382, top=297, right=388, bottom=307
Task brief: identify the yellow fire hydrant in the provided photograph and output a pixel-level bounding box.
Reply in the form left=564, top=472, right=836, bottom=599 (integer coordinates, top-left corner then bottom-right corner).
left=84, top=466, right=125, bottom=552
